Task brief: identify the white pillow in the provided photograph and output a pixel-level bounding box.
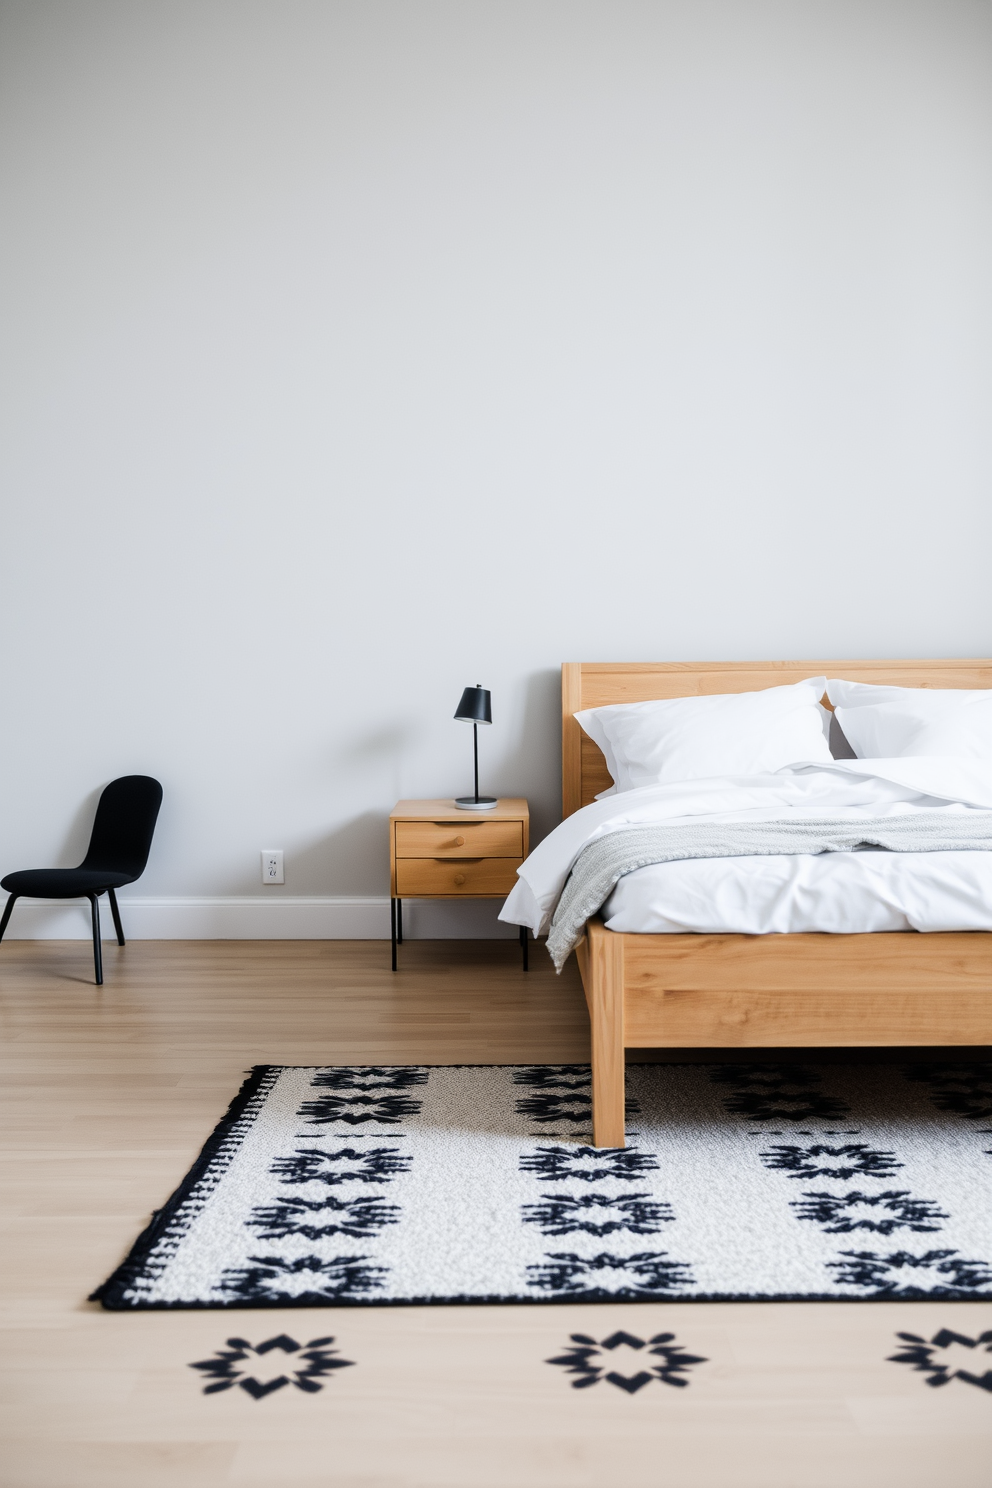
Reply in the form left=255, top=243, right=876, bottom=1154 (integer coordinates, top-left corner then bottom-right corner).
left=573, top=708, right=622, bottom=798
left=575, top=677, right=831, bottom=792
left=826, top=680, right=992, bottom=760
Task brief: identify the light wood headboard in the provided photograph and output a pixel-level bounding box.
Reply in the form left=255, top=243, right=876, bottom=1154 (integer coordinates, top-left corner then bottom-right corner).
left=562, top=659, right=992, bottom=817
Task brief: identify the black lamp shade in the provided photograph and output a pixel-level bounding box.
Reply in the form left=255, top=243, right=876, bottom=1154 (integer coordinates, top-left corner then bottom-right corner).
left=454, top=686, right=492, bottom=725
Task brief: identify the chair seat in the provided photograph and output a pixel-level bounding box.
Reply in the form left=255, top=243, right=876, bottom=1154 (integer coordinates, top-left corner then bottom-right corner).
left=0, top=868, right=134, bottom=898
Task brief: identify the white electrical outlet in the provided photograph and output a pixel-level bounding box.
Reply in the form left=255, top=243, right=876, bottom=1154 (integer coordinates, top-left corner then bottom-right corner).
left=261, top=850, right=284, bottom=885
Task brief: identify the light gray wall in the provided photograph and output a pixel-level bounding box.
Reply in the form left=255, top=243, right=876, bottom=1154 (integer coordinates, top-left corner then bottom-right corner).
left=1, top=0, right=990, bottom=936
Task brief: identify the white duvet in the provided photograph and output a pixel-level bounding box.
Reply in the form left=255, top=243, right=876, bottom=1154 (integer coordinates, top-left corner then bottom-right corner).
left=499, top=758, right=992, bottom=939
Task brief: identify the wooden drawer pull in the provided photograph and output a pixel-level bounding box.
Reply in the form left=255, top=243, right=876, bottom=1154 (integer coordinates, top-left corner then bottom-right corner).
left=453, top=836, right=465, bottom=846
left=453, top=873, right=466, bottom=886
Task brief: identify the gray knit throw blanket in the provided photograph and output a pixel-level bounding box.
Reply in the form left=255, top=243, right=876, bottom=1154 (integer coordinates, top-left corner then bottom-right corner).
left=546, top=811, right=992, bottom=970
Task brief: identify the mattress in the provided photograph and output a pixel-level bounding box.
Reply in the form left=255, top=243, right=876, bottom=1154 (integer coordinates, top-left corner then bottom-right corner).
left=601, top=848, right=992, bottom=936
left=500, top=757, right=992, bottom=943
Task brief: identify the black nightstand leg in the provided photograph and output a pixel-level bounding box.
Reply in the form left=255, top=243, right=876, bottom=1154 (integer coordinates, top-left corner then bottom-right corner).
left=390, top=897, right=397, bottom=971
left=396, top=898, right=403, bottom=944
left=520, top=924, right=529, bottom=971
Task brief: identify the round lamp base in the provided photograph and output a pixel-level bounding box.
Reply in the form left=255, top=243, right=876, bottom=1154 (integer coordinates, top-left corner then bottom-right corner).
left=454, top=796, right=498, bottom=810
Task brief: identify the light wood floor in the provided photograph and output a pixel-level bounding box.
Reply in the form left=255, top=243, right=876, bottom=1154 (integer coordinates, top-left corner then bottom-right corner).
left=1, top=939, right=990, bottom=1488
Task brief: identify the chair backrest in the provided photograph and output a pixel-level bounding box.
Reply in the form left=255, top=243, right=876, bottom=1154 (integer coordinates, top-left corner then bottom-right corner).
left=78, top=776, right=163, bottom=880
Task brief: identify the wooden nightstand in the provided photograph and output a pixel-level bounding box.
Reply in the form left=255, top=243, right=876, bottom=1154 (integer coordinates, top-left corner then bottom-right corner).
left=389, top=798, right=530, bottom=971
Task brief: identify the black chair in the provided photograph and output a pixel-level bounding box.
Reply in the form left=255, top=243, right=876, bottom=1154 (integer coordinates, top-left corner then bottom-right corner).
left=0, top=775, right=163, bottom=984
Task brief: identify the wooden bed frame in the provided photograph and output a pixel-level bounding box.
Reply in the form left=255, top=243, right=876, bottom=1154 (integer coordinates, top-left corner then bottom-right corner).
left=562, top=660, right=992, bottom=1147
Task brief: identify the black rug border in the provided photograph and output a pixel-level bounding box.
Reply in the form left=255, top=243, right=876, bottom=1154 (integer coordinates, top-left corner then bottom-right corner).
left=90, top=1060, right=992, bottom=1312
left=94, top=1285, right=991, bottom=1312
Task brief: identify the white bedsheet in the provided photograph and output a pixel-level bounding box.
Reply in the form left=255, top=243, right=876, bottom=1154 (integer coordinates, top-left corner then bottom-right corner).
left=499, top=757, right=992, bottom=938
left=601, top=849, right=992, bottom=935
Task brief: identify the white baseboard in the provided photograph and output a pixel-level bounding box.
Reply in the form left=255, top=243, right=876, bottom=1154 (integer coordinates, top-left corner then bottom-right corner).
left=1, top=895, right=519, bottom=940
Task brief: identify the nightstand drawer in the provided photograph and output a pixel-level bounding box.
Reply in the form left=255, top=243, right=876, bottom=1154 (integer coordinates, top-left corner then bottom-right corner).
left=395, top=857, right=521, bottom=896
left=394, top=820, right=523, bottom=859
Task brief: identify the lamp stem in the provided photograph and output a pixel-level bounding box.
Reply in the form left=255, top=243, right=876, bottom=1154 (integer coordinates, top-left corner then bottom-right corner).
left=473, top=722, right=480, bottom=802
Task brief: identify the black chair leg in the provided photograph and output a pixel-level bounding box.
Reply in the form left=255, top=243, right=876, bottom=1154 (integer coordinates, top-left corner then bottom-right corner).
left=89, top=895, right=104, bottom=985
left=0, top=893, right=17, bottom=944
left=108, top=887, right=125, bottom=946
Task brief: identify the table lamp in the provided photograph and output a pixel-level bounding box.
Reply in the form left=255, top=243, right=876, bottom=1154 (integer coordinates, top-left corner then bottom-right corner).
left=453, top=685, right=497, bottom=809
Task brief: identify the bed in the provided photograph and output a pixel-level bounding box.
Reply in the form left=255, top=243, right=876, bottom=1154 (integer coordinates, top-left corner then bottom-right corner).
left=557, top=660, right=992, bottom=1147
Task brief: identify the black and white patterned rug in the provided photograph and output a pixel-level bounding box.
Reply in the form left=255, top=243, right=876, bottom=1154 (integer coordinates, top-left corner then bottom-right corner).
left=91, top=1061, right=992, bottom=1309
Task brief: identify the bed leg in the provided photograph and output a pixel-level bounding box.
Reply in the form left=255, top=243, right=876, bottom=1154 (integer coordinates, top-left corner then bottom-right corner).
left=588, top=923, right=625, bottom=1148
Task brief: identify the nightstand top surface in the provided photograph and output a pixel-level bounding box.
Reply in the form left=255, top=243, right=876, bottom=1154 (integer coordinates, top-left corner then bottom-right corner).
left=390, top=797, right=528, bottom=822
